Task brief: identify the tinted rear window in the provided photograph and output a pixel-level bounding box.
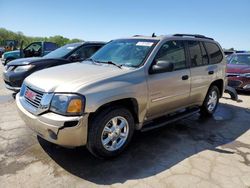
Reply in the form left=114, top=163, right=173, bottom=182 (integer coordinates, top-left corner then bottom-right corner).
left=204, top=42, right=223, bottom=64
left=188, top=41, right=203, bottom=67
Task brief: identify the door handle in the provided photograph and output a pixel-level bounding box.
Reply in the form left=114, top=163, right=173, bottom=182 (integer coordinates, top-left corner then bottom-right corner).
left=208, top=70, right=214, bottom=75
left=182, top=75, right=189, bottom=80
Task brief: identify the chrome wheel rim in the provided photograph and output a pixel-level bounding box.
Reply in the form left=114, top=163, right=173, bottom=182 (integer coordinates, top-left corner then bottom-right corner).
left=207, top=90, right=218, bottom=112
left=101, top=116, right=129, bottom=151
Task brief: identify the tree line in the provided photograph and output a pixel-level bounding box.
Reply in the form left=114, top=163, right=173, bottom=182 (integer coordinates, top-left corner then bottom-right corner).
left=0, top=28, right=83, bottom=47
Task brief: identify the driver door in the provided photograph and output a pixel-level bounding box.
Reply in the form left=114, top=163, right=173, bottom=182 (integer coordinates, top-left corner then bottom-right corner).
left=23, top=42, right=42, bottom=57
left=146, top=40, right=191, bottom=119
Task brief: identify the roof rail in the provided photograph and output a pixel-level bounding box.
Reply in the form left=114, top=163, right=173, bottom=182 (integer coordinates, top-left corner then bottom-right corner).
left=133, top=33, right=157, bottom=37
left=173, top=34, right=214, bottom=40
left=133, top=35, right=144, bottom=37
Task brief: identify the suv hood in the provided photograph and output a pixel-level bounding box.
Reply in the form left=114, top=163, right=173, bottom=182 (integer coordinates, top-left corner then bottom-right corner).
left=8, top=57, right=44, bottom=66
left=227, top=64, right=250, bottom=74
left=24, top=61, right=131, bottom=92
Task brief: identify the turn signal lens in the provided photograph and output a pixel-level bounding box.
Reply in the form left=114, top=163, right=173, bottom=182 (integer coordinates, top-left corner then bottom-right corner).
left=67, top=99, right=82, bottom=113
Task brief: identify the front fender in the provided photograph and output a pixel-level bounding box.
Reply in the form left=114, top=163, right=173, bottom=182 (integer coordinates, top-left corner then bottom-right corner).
left=78, top=70, right=148, bottom=123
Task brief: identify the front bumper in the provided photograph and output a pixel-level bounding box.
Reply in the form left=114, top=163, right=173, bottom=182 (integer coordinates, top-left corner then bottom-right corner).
left=5, top=83, right=20, bottom=92
left=3, top=71, right=26, bottom=91
left=16, top=93, right=89, bottom=147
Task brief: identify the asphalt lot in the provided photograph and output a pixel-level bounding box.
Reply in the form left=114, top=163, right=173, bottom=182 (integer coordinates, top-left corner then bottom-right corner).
left=0, top=63, right=250, bottom=188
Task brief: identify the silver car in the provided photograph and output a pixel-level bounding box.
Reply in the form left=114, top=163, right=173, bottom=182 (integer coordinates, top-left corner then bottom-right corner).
left=16, top=34, right=227, bottom=158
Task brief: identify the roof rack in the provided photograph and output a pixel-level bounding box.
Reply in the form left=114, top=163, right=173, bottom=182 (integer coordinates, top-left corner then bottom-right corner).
left=133, top=33, right=157, bottom=37
left=173, top=34, right=214, bottom=40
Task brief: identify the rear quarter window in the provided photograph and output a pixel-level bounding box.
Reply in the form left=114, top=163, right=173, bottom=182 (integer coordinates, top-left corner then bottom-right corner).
left=204, top=42, right=223, bottom=64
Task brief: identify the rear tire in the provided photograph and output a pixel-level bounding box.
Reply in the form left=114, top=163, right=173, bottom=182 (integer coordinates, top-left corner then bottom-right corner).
left=200, top=85, right=220, bottom=116
left=87, top=107, right=135, bottom=159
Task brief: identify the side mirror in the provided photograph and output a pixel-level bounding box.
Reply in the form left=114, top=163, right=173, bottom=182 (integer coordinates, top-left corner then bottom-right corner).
left=149, top=60, right=174, bottom=74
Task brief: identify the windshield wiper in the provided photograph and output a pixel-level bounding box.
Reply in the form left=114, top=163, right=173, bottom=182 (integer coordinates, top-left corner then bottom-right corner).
left=86, top=58, right=122, bottom=69
left=102, top=61, right=122, bottom=69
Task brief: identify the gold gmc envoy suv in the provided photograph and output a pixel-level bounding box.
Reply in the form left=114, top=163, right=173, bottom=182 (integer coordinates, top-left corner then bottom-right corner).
left=16, top=34, right=227, bottom=158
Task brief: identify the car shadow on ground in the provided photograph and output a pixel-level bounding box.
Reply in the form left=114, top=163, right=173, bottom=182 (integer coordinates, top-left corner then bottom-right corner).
left=38, top=103, right=250, bottom=185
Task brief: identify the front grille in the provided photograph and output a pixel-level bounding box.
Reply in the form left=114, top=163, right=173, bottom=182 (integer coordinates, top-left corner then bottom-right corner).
left=24, top=87, right=44, bottom=109
left=228, top=80, right=242, bottom=87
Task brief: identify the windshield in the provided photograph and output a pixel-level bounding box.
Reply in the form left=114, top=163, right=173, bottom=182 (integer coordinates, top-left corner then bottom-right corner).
left=44, top=43, right=81, bottom=58
left=229, top=55, right=250, bottom=65
left=90, top=39, right=157, bottom=67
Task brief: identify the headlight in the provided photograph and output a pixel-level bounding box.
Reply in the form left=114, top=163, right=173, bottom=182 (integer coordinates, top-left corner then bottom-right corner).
left=5, top=65, right=15, bottom=71
left=13, top=65, right=34, bottom=73
left=50, top=94, right=85, bottom=116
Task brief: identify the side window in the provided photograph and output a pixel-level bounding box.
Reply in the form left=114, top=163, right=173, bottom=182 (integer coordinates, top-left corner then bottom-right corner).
left=204, top=42, right=223, bottom=64
left=25, top=42, right=42, bottom=51
left=155, top=40, right=186, bottom=70
left=24, top=42, right=42, bottom=57
left=188, top=41, right=203, bottom=67
left=44, top=43, right=57, bottom=51
left=86, top=46, right=102, bottom=57
left=70, top=46, right=101, bottom=61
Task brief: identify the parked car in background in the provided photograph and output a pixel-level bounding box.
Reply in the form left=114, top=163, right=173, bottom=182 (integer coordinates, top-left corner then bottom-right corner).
left=1, top=41, right=58, bottom=65
left=3, top=42, right=105, bottom=91
left=16, top=34, right=226, bottom=158
left=224, top=49, right=235, bottom=57
left=0, top=40, right=18, bottom=57
left=0, top=47, right=5, bottom=57
left=227, top=53, right=250, bottom=91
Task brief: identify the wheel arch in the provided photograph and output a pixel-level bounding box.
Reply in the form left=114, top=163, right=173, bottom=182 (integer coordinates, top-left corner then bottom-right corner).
left=88, top=98, right=139, bottom=125
left=210, top=79, right=224, bottom=97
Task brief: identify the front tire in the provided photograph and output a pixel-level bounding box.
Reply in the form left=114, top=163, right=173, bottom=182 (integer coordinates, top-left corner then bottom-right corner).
left=87, top=107, right=135, bottom=159
left=200, top=85, right=220, bottom=116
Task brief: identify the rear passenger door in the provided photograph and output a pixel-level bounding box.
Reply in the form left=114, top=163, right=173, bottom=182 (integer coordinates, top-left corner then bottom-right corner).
left=147, top=40, right=191, bottom=119
left=188, top=41, right=217, bottom=104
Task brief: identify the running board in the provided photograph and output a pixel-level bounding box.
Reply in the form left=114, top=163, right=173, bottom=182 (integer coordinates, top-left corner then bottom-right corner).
left=141, top=107, right=200, bottom=132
